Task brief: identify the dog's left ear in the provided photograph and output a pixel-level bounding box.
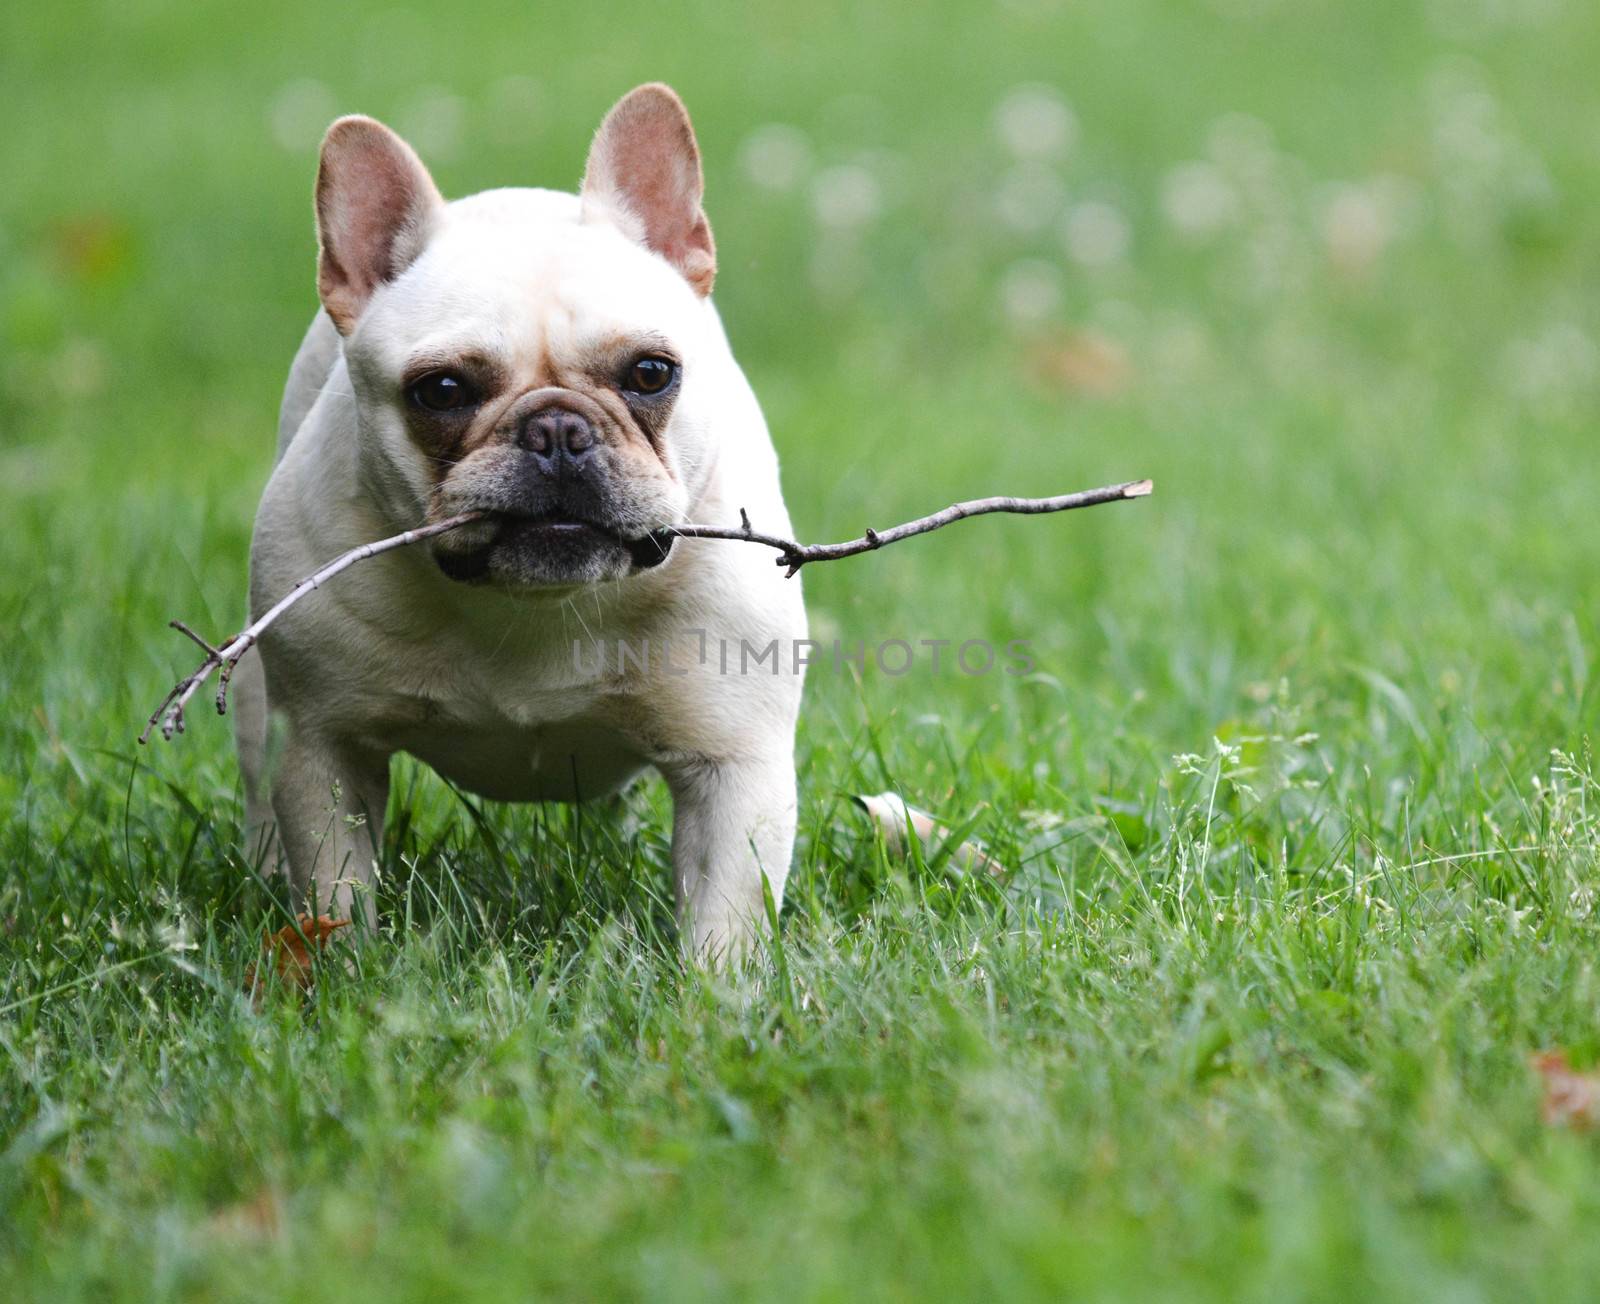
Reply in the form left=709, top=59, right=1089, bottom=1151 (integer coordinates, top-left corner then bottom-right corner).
left=315, top=116, right=445, bottom=334
left=581, top=84, right=716, bottom=297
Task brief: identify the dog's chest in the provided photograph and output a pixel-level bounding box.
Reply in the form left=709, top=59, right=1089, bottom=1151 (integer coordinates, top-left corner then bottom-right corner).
left=392, top=704, right=648, bottom=803
left=359, top=645, right=651, bottom=801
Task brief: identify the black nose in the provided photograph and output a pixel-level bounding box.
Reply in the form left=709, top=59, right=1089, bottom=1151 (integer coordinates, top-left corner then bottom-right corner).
left=519, top=407, right=596, bottom=470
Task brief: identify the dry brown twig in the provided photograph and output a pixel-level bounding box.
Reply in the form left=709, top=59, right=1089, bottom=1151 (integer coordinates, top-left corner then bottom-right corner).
left=140, top=478, right=1152, bottom=743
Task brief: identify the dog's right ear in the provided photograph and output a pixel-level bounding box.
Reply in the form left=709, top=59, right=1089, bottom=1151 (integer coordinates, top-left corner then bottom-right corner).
left=315, top=116, right=444, bottom=334
left=581, top=84, right=716, bottom=297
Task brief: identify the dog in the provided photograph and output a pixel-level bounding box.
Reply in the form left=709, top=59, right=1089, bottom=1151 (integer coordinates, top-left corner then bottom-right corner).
left=232, top=84, right=806, bottom=959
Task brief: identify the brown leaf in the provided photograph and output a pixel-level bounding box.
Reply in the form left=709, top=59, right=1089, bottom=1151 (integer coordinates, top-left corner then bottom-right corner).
left=1531, top=1050, right=1600, bottom=1130
left=49, top=213, right=136, bottom=284
left=206, top=1188, right=283, bottom=1244
left=1023, top=328, right=1132, bottom=398
left=244, top=913, right=350, bottom=1004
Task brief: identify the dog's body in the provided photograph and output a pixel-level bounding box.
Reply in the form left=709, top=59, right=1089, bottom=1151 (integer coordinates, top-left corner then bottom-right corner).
left=235, top=87, right=805, bottom=957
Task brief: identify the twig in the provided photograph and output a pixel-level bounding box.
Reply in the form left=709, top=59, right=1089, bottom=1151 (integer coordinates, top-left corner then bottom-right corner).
left=665, top=478, right=1153, bottom=577
left=141, top=480, right=1151, bottom=742
left=139, top=513, right=483, bottom=744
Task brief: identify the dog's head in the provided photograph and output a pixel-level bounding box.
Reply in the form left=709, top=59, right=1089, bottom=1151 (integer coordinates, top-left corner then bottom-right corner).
left=313, top=84, right=723, bottom=588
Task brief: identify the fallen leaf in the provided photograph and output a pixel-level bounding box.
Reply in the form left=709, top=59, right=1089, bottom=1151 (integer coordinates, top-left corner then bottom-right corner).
left=245, top=913, right=350, bottom=1004
left=49, top=213, right=136, bottom=284
left=206, top=1187, right=283, bottom=1244
left=1023, top=328, right=1132, bottom=398
left=1531, top=1050, right=1600, bottom=1129
left=853, top=791, right=1009, bottom=877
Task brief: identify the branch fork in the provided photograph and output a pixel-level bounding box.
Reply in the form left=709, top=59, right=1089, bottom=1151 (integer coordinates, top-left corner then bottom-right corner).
left=139, top=513, right=481, bottom=743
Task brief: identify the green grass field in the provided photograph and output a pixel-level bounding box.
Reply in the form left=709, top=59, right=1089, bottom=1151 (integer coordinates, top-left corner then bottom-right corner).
left=6, top=0, right=1600, bottom=1297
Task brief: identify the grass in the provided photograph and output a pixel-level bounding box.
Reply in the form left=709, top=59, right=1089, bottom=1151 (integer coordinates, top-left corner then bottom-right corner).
left=5, top=0, right=1600, bottom=1297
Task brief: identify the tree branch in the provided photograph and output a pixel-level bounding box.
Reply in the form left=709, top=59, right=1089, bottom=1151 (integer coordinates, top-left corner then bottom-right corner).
left=140, top=479, right=1151, bottom=742
left=663, top=478, right=1153, bottom=577
left=139, top=513, right=483, bottom=744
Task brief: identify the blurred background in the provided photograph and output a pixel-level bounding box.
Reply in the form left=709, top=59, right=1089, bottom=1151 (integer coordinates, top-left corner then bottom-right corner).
left=3, top=0, right=1599, bottom=866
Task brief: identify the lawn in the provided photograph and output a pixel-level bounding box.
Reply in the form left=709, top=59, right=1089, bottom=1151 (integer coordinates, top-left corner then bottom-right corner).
left=5, top=0, right=1600, bottom=1298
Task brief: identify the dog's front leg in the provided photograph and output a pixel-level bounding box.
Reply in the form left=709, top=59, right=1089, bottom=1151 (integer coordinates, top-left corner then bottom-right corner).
left=268, top=722, right=391, bottom=927
left=662, top=751, right=798, bottom=962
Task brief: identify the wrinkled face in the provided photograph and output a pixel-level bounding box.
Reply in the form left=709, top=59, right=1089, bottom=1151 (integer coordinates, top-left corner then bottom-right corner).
left=312, top=84, right=722, bottom=591
left=344, top=192, right=709, bottom=588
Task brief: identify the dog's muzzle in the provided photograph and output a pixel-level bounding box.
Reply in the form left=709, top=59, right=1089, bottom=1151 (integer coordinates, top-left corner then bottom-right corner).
left=429, top=394, right=680, bottom=588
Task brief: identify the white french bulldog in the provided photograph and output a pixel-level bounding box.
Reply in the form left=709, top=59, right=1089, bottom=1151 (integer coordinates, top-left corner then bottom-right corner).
left=233, top=84, right=806, bottom=958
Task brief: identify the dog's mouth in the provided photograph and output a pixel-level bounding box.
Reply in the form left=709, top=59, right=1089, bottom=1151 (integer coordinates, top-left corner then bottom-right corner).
left=434, top=512, right=677, bottom=585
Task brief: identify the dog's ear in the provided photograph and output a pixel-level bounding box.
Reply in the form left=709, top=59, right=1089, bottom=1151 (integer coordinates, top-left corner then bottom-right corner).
left=315, top=116, right=444, bottom=334
left=581, top=84, right=716, bottom=297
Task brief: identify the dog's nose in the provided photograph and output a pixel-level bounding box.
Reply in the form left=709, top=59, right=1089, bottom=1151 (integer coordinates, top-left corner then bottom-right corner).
left=519, top=407, right=596, bottom=467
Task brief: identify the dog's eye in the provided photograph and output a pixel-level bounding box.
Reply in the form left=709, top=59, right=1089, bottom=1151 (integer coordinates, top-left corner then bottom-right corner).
left=623, top=357, right=677, bottom=396
left=409, top=371, right=478, bottom=413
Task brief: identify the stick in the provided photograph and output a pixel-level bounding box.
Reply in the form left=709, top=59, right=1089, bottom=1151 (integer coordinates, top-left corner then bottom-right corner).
left=139, top=513, right=483, bottom=744
left=141, top=480, right=1151, bottom=742
left=664, top=479, right=1152, bottom=577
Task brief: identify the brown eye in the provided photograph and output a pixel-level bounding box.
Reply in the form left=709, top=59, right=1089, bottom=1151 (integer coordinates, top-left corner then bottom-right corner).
left=409, top=371, right=478, bottom=413
left=624, top=357, right=677, bottom=395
